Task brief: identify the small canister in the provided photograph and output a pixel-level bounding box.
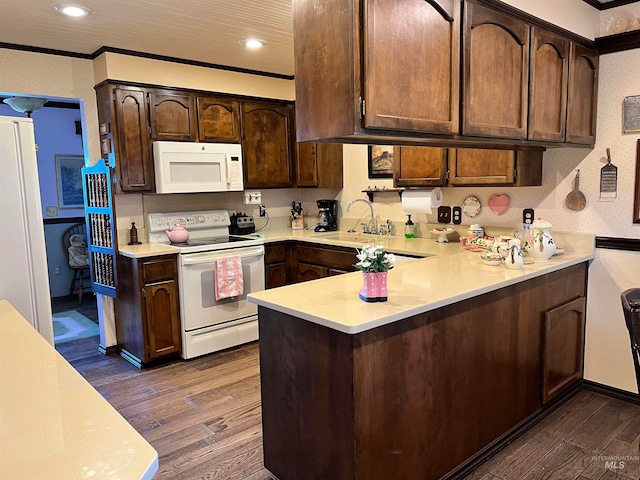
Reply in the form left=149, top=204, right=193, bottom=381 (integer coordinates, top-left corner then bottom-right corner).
left=467, top=224, right=484, bottom=244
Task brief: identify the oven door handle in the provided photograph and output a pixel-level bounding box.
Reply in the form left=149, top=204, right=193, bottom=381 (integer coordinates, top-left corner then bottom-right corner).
left=180, top=245, right=265, bottom=265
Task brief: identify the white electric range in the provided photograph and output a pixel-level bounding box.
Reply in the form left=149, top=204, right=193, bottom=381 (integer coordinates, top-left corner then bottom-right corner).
left=148, top=210, right=265, bottom=359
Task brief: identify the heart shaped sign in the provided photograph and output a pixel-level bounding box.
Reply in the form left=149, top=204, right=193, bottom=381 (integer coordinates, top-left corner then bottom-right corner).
left=488, top=194, right=510, bottom=216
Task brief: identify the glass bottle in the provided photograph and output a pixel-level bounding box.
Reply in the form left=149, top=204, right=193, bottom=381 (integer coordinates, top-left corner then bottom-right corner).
left=405, top=215, right=415, bottom=238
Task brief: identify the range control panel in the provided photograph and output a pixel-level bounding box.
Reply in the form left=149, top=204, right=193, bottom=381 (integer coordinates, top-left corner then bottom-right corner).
left=147, top=210, right=231, bottom=233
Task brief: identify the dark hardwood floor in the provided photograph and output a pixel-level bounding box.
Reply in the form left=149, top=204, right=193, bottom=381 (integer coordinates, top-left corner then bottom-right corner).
left=55, top=334, right=640, bottom=480
left=51, top=292, right=99, bottom=323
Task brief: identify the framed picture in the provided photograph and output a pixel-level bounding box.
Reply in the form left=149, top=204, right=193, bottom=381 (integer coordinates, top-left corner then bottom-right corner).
left=368, top=145, right=394, bottom=178
left=55, top=154, right=85, bottom=209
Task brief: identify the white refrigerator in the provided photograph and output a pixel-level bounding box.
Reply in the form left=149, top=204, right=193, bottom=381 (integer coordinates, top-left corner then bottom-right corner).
left=0, top=115, right=54, bottom=344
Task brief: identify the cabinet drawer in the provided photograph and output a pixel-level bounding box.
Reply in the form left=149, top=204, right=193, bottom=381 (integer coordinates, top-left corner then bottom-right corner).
left=142, top=258, right=176, bottom=283
left=265, top=244, right=286, bottom=264
left=296, top=244, right=357, bottom=271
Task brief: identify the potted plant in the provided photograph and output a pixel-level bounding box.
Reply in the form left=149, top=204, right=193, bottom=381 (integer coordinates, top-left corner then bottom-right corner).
left=354, top=243, right=396, bottom=302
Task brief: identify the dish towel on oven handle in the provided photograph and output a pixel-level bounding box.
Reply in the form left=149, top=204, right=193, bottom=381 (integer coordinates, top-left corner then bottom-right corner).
left=214, top=256, right=244, bottom=300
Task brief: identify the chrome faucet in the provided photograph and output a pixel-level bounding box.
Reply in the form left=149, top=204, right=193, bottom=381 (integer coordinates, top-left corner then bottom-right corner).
left=347, top=198, right=376, bottom=234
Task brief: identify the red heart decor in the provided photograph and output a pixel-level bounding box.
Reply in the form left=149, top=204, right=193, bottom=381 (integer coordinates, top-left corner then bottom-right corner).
left=488, top=194, right=510, bottom=215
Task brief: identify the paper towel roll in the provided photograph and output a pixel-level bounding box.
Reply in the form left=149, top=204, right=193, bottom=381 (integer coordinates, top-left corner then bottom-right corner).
left=401, top=188, right=443, bottom=214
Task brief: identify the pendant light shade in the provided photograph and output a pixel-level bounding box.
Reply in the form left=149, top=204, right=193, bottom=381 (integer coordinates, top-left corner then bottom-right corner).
left=3, top=97, right=48, bottom=117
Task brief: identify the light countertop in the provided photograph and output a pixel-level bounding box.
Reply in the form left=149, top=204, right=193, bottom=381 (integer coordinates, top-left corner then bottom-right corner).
left=0, top=300, right=158, bottom=479
left=117, top=228, right=595, bottom=336
left=247, top=229, right=595, bottom=334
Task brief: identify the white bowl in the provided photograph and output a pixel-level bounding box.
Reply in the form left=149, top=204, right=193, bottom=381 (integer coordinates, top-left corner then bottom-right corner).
left=480, top=253, right=504, bottom=266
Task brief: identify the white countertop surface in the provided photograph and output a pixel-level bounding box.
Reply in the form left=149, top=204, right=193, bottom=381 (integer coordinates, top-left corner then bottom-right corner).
left=0, top=300, right=158, bottom=479
left=246, top=229, right=595, bottom=334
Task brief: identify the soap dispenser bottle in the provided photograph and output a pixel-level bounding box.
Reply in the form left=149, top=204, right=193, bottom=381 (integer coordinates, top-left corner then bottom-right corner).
left=405, top=214, right=415, bottom=238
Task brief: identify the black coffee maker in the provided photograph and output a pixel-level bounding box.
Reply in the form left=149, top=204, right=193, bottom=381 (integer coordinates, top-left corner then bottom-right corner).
left=315, top=199, right=338, bottom=232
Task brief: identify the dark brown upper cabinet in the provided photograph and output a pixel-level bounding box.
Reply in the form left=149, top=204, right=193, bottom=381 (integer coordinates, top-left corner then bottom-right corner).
left=363, top=0, right=460, bottom=134
left=394, top=147, right=448, bottom=187
left=293, top=0, right=460, bottom=142
left=449, top=148, right=543, bottom=186
left=393, top=147, right=543, bottom=187
left=96, top=84, right=155, bottom=193
left=148, top=90, right=197, bottom=141
left=528, top=27, right=569, bottom=143
left=241, top=101, right=294, bottom=188
left=196, top=95, right=241, bottom=143
left=462, top=0, right=530, bottom=139
left=566, top=44, right=599, bottom=145
left=295, top=143, right=344, bottom=188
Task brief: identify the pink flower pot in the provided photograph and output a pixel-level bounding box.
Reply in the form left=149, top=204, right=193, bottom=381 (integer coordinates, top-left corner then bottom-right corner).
left=359, top=272, right=378, bottom=302
left=376, top=272, right=388, bottom=302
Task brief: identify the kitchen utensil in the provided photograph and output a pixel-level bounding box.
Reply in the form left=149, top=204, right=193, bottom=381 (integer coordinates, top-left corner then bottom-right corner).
left=165, top=217, right=189, bottom=243
left=565, top=170, right=586, bottom=211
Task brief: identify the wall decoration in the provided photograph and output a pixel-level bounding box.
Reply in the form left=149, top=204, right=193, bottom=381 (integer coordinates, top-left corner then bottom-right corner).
left=462, top=195, right=482, bottom=218
left=488, top=194, right=511, bottom=215
left=55, top=154, right=85, bottom=209
left=599, top=148, right=617, bottom=201
left=623, top=95, right=640, bottom=133
left=368, top=145, right=394, bottom=178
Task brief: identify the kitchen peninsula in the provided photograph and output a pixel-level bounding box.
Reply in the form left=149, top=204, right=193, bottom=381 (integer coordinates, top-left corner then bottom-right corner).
left=248, top=232, right=595, bottom=480
left=0, top=300, right=158, bottom=479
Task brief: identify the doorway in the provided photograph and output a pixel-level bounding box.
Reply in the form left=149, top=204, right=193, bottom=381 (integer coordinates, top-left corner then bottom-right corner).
left=0, top=94, right=99, bottom=358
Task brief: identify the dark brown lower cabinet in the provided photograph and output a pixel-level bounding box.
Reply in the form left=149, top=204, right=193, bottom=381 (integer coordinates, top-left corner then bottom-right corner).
left=543, top=296, right=586, bottom=403
left=115, top=254, right=181, bottom=367
left=259, top=263, right=588, bottom=480
left=265, top=242, right=291, bottom=289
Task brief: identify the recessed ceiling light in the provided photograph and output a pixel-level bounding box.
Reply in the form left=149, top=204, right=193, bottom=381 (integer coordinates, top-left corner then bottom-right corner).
left=54, top=4, right=92, bottom=17
left=243, top=38, right=265, bottom=50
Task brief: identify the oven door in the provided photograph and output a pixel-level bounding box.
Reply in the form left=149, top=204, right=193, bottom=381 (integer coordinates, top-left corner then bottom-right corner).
left=178, top=245, right=265, bottom=331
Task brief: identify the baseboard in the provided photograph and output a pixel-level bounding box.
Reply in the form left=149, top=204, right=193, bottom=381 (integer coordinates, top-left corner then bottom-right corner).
left=98, top=344, right=118, bottom=356
left=582, top=380, right=640, bottom=405
left=443, top=381, right=583, bottom=479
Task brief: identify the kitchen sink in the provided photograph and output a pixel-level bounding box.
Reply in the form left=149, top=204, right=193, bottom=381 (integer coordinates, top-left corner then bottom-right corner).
left=318, top=232, right=384, bottom=244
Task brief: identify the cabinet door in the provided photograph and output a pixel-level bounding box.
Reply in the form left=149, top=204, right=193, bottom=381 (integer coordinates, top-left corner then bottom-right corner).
left=543, top=296, right=585, bottom=403
left=364, top=0, right=459, bottom=134
left=113, top=88, right=154, bottom=192
left=298, top=263, right=327, bottom=283
left=197, top=96, right=241, bottom=143
left=295, top=142, right=318, bottom=187
left=448, top=148, right=515, bottom=185
left=528, top=27, right=569, bottom=143
left=394, top=147, right=448, bottom=187
left=566, top=44, right=598, bottom=145
left=316, top=143, right=344, bottom=188
left=148, top=91, right=197, bottom=141
left=242, top=101, right=293, bottom=188
left=144, top=280, right=181, bottom=360
left=463, top=0, right=529, bottom=139
left=296, top=143, right=344, bottom=188
left=266, top=263, right=288, bottom=289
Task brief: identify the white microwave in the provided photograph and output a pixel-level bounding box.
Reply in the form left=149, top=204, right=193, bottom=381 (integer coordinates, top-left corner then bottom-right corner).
left=153, top=141, right=244, bottom=194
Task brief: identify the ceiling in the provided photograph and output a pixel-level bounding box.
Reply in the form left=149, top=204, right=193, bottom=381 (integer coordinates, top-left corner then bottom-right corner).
left=0, top=0, right=294, bottom=77
left=2, top=1, right=640, bottom=80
